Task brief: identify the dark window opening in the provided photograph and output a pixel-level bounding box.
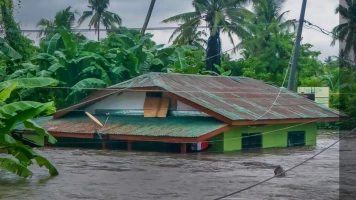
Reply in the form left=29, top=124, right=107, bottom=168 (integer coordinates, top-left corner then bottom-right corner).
left=146, top=92, right=162, bottom=98
left=242, top=133, right=262, bottom=150
left=300, top=93, right=315, bottom=101
left=287, top=131, right=306, bottom=147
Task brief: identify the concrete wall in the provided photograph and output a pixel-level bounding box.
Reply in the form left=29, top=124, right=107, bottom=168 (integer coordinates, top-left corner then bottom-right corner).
left=85, top=92, right=146, bottom=114
left=85, top=91, right=197, bottom=114
left=210, top=123, right=317, bottom=152
left=177, top=101, right=197, bottom=111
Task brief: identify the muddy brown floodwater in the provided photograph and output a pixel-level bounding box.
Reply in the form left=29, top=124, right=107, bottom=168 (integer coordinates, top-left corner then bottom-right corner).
left=0, top=131, right=346, bottom=200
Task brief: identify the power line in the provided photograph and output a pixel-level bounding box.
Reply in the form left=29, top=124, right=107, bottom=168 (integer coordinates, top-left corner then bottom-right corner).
left=304, top=24, right=333, bottom=37
left=252, top=27, right=299, bottom=121
left=253, top=58, right=292, bottom=121
left=303, top=19, right=335, bottom=37
left=212, top=127, right=356, bottom=200
left=0, top=23, right=292, bottom=33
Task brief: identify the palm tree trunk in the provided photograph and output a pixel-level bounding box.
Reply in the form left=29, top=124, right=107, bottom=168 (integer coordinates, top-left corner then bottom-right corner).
left=97, top=13, right=101, bottom=41
left=206, top=29, right=221, bottom=74
left=97, top=22, right=100, bottom=41
left=141, top=0, right=156, bottom=37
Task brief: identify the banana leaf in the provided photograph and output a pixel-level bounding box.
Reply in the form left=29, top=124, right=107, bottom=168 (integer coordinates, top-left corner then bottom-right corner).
left=0, top=77, right=58, bottom=91
left=0, top=158, right=32, bottom=178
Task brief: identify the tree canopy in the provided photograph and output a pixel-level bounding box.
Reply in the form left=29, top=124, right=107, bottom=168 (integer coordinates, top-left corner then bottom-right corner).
left=78, top=0, right=122, bottom=41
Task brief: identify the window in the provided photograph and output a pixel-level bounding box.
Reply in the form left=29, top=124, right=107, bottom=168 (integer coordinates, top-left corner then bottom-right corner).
left=287, top=131, right=306, bottom=147
left=146, top=92, right=162, bottom=98
left=242, top=133, right=262, bottom=150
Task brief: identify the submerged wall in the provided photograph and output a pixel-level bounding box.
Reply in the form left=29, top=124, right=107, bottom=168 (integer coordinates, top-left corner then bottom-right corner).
left=23, top=134, right=45, bottom=146
left=210, top=123, right=317, bottom=152
left=85, top=92, right=146, bottom=114
left=84, top=91, right=198, bottom=114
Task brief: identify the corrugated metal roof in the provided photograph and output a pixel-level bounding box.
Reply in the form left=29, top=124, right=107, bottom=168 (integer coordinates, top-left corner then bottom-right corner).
left=16, top=116, right=226, bottom=138
left=110, top=73, right=343, bottom=121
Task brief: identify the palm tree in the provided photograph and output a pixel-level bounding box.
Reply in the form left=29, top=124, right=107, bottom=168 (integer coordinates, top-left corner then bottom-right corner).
left=36, top=6, right=78, bottom=38
left=141, top=0, right=156, bottom=36
left=172, top=27, right=208, bottom=49
left=250, top=0, right=292, bottom=25
left=334, top=49, right=353, bottom=68
left=78, top=0, right=122, bottom=41
left=332, top=0, right=356, bottom=62
left=238, top=0, right=295, bottom=56
left=162, top=0, right=251, bottom=73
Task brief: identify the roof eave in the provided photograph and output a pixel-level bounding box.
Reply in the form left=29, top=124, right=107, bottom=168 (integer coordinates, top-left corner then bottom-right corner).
left=231, top=117, right=346, bottom=126
left=36, top=125, right=230, bottom=143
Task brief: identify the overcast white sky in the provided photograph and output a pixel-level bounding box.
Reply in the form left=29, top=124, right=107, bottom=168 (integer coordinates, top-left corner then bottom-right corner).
left=14, top=0, right=339, bottom=61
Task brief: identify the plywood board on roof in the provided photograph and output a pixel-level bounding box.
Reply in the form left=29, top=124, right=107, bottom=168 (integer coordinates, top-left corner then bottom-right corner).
left=144, top=97, right=161, bottom=117
left=157, top=98, right=170, bottom=117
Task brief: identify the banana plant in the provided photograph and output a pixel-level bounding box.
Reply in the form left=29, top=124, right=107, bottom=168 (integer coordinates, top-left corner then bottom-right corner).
left=29, top=30, right=116, bottom=106
left=0, top=37, right=22, bottom=60
left=0, top=37, right=23, bottom=82
left=0, top=77, right=59, bottom=178
left=102, top=32, right=198, bottom=76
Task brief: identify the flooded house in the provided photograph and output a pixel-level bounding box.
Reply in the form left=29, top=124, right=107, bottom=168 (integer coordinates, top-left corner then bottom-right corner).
left=14, top=73, right=344, bottom=153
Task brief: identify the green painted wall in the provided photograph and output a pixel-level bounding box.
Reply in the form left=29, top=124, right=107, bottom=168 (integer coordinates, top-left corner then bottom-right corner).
left=23, top=135, right=44, bottom=146
left=224, top=128, right=242, bottom=151
left=210, top=133, right=224, bottom=152
left=210, top=123, right=317, bottom=152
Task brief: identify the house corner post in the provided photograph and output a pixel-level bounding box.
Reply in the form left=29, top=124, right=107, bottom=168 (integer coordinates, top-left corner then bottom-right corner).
left=180, top=143, right=187, bottom=154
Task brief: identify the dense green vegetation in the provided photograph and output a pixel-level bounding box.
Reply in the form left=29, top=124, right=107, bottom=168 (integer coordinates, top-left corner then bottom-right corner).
left=0, top=0, right=355, bottom=177
left=332, top=0, right=356, bottom=61
left=0, top=38, right=58, bottom=178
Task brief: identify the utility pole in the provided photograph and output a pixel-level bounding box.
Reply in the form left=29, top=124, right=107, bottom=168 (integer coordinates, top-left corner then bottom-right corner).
left=288, top=0, right=308, bottom=91
left=141, top=0, right=156, bottom=37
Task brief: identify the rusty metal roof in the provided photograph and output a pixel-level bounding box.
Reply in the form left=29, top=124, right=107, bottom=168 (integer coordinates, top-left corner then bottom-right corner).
left=110, top=73, right=343, bottom=121
left=15, top=116, right=226, bottom=138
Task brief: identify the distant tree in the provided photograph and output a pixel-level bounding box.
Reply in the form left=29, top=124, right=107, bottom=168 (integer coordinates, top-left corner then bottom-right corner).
left=238, top=0, right=295, bottom=56
left=334, top=49, right=353, bottom=68
left=78, top=0, right=122, bottom=41
left=0, top=0, right=36, bottom=60
left=36, top=6, right=79, bottom=38
left=162, top=0, right=251, bottom=73
left=172, top=27, right=208, bottom=49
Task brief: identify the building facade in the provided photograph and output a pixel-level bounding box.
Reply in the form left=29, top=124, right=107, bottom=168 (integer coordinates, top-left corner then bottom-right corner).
left=15, top=73, right=343, bottom=153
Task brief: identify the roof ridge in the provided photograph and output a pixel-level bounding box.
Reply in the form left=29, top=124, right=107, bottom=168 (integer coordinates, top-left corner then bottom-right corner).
left=146, top=72, right=253, bottom=79
left=109, top=73, right=157, bottom=88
